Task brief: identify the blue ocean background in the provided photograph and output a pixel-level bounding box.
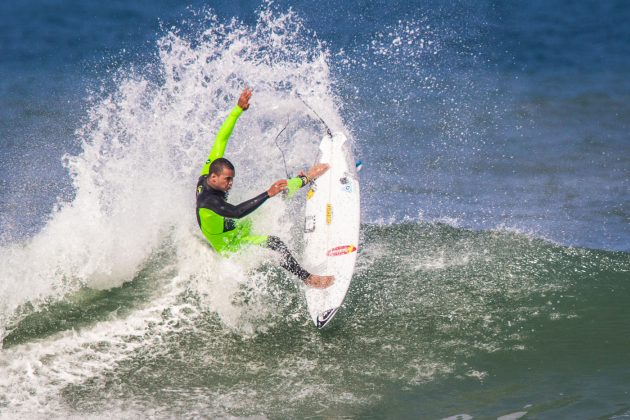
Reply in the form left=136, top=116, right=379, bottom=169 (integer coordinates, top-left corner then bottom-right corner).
left=1, top=1, right=629, bottom=418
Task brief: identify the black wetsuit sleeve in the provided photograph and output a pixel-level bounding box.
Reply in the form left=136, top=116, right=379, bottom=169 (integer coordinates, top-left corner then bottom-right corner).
left=205, top=191, right=270, bottom=219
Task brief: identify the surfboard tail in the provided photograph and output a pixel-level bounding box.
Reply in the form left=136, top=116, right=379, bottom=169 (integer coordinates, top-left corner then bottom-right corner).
left=316, top=307, right=339, bottom=329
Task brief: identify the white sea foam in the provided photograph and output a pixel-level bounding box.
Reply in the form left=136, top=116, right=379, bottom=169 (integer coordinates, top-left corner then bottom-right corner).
left=0, top=6, right=345, bottom=340
left=0, top=6, right=351, bottom=415
left=0, top=273, right=192, bottom=417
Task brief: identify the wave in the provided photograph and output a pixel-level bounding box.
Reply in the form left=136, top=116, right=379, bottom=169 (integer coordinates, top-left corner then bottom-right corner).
left=1, top=220, right=628, bottom=416
left=0, top=5, right=345, bottom=341
left=1, top=4, right=629, bottom=417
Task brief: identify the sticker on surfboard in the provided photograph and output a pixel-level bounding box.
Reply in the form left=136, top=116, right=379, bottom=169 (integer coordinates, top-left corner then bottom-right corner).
left=326, top=245, right=357, bottom=256
left=304, top=215, right=316, bottom=233
left=316, top=307, right=339, bottom=329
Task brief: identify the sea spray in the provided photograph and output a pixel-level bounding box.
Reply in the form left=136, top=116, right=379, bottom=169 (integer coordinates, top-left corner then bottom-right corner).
left=0, top=6, right=346, bottom=340
left=1, top=2, right=629, bottom=418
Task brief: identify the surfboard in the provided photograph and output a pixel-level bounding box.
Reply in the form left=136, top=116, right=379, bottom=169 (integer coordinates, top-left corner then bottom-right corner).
left=302, top=132, right=360, bottom=329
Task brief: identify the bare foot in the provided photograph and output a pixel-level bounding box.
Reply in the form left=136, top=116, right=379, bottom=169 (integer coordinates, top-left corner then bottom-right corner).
left=304, top=274, right=335, bottom=289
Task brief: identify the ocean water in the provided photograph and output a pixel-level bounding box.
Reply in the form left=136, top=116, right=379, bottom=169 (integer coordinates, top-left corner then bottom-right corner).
left=1, top=1, right=629, bottom=418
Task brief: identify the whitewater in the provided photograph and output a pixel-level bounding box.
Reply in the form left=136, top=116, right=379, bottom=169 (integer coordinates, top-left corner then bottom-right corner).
left=1, top=3, right=628, bottom=418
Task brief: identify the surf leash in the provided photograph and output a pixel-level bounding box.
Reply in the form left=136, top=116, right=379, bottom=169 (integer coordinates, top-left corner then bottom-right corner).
left=295, top=92, right=363, bottom=175
left=296, top=92, right=333, bottom=137
left=273, top=116, right=291, bottom=178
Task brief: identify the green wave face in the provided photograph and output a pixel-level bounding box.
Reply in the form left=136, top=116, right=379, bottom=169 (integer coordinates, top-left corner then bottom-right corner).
left=3, top=222, right=629, bottom=418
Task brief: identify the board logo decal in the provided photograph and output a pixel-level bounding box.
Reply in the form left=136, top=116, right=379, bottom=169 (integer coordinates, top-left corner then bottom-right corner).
left=326, top=203, right=332, bottom=224
left=316, top=307, right=339, bottom=329
left=304, top=215, right=316, bottom=233
left=340, top=174, right=355, bottom=193
left=306, top=181, right=317, bottom=200
left=326, top=245, right=357, bottom=256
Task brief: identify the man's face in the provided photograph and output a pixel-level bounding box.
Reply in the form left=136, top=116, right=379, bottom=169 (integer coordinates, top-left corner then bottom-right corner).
left=208, top=167, right=234, bottom=192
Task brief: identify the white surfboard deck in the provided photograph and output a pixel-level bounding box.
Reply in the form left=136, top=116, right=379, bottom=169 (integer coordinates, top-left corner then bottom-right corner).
left=302, top=132, right=360, bottom=329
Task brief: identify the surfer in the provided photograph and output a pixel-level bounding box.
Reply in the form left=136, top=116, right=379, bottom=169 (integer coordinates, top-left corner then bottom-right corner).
left=196, top=88, right=334, bottom=289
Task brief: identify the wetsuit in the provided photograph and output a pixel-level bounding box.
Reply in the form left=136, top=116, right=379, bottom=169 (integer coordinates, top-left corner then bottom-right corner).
left=196, top=105, right=310, bottom=280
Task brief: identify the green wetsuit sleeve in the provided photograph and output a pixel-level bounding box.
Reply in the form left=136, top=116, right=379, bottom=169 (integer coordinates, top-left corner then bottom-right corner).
left=286, top=176, right=307, bottom=198
left=200, top=105, right=244, bottom=176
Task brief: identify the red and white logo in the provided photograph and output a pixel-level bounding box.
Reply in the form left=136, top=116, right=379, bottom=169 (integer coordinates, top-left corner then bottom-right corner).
left=326, top=245, right=357, bottom=256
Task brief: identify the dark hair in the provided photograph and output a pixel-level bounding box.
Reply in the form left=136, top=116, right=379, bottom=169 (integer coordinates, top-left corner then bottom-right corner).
left=209, top=158, right=235, bottom=176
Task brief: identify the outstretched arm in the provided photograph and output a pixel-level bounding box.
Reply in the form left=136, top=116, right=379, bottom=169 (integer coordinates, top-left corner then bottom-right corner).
left=200, top=88, right=252, bottom=175
left=206, top=191, right=269, bottom=219
left=206, top=179, right=287, bottom=219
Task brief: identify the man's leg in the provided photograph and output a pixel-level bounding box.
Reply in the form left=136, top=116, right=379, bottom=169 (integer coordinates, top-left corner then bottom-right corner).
left=266, top=236, right=310, bottom=281
left=239, top=230, right=333, bottom=288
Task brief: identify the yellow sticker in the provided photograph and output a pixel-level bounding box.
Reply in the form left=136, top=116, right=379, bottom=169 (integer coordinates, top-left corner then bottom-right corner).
left=326, top=203, right=332, bottom=225
left=306, top=188, right=314, bottom=200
